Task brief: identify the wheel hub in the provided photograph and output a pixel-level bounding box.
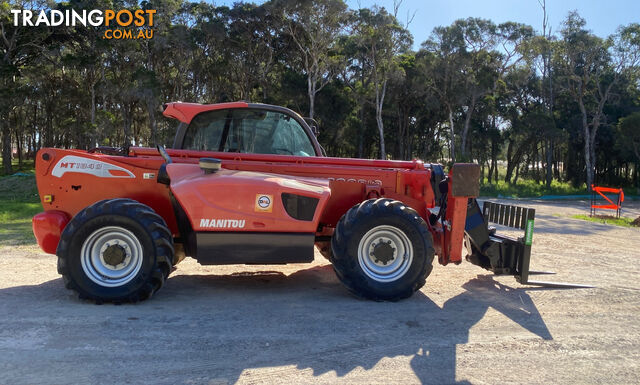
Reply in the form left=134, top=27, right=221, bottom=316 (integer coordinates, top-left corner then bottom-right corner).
left=80, top=226, right=143, bottom=287
left=358, top=225, right=414, bottom=283
left=371, top=240, right=396, bottom=265
left=102, top=244, right=127, bottom=267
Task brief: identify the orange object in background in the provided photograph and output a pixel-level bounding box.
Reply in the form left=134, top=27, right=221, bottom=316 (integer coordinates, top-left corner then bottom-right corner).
left=590, top=185, right=624, bottom=218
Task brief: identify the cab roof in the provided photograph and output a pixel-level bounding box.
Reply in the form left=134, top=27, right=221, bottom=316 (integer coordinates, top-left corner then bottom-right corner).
left=162, top=102, right=249, bottom=124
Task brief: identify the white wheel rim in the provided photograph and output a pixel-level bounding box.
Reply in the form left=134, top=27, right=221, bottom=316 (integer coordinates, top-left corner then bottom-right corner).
left=80, top=226, right=144, bottom=287
left=357, top=225, right=413, bottom=282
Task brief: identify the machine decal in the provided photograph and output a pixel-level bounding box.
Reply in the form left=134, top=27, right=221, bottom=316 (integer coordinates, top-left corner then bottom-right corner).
left=51, top=155, right=135, bottom=179
left=255, top=194, right=273, bottom=213
left=200, top=219, right=246, bottom=229
left=327, top=177, right=382, bottom=185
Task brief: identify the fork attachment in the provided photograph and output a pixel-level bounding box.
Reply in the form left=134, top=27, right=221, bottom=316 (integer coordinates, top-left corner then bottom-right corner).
left=463, top=200, right=593, bottom=288
left=464, top=200, right=534, bottom=282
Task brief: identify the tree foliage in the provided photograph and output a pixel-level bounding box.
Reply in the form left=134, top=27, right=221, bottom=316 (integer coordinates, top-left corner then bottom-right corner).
left=1, top=0, right=639, bottom=189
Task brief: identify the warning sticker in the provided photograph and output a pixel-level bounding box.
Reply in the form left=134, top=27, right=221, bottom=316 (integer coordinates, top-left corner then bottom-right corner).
left=255, top=194, right=273, bottom=213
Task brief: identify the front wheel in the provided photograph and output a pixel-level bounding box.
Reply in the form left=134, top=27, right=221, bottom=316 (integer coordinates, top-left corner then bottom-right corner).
left=57, top=199, right=174, bottom=303
left=331, top=199, right=434, bottom=301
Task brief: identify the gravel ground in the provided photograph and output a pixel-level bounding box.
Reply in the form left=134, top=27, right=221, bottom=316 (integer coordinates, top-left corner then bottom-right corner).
left=0, top=199, right=639, bottom=385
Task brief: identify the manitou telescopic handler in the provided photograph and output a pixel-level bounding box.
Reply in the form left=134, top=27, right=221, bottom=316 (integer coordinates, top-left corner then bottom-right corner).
left=32, top=102, right=581, bottom=303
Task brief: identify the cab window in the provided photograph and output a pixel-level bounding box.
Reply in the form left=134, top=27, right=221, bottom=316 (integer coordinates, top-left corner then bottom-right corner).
left=183, top=108, right=316, bottom=156
left=182, top=109, right=229, bottom=151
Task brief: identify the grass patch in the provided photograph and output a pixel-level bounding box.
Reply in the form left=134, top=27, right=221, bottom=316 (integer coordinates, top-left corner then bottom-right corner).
left=0, top=159, right=35, bottom=177
left=0, top=170, right=41, bottom=245
left=571, top=214, right=638, bottom=228
left=480, top=178, right=587, bottom=198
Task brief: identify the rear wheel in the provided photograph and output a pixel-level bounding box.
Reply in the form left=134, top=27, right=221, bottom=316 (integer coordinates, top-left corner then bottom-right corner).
left=331, top=198, right=434, bottom=301
left=57, top=199, right=174, bottom=303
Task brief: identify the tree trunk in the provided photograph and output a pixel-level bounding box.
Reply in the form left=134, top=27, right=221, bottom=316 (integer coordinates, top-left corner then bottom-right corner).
left=505, top=141, right=514, bottom=183
left=2, top=117, right=12, bottom=174
left=488, top=138, right=498, bottom=184
left=90, top=83, right=97, bottom=146
left=358, top=106, right=364, bottom=158
left=375, top=80, right=387, bottom=160
left=448, top=106, right=455, bottom=162
left=578, top=98, right=594, bottom=190
left=545, top=139, right=553, bottom=188
left=31, top=104, right=37, bottom=157
left=625, top=162, right=630, bottom=183
left=44, top=102, right=54, bottom=147
left=91, top=85, right=96, bottom=126
left=490, top=162, right=495, bottom=183
left=489, top=116, right=498, bottom=184
left=533, top=153, right=538, bottom=181
left=15, top=126, right=23, bottom=167
left=460, top=96, right=476, bottom=160
left=589, top=122, right=597, bottom=187
left=308, top=77, right=315, bottom=120
left=376, top=111, right=385, bottom=159
left=122, top=104, right=132, bottom=148
left=396, top=107, right=404, bottom=159
left=147, top=99, right=157, bottom=146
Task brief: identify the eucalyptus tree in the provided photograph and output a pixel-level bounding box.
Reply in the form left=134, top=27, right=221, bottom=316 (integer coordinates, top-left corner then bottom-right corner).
left=423, top=18, right=533, bottom=162
left=533, top=0, right=557, bottom=187
left=0, top=0, right=56, bottom=172
left=459, top=19, right=534, bottom=160
left=350, top=6, right=411, bottom=159
left=1, top=0, right=638, bottom=189
left=278, top=0, right=348, bottom=120
left=422, top=18, right=500, bottom=162
left=452, top=18, right=499, bottom=161
left=223, top=2, right=281, bottom=101
left=421, top=24, right=465, bottom=162
left=337, top=14, right=371, bottom=158
left=558, top=12, right=640, bottom=190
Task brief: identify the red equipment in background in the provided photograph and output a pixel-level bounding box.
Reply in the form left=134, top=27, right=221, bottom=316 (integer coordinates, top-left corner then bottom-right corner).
left=590, top=185, right=624, bottom=218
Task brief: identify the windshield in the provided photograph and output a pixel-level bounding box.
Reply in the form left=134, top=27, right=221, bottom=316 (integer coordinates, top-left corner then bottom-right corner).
left=183, top=108, right=316, bottom=156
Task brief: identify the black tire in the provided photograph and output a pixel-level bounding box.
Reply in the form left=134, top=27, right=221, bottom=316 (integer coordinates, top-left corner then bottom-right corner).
left=57, top=198, right=174, bottom=303
left=330, top=198, right=434, bottom=301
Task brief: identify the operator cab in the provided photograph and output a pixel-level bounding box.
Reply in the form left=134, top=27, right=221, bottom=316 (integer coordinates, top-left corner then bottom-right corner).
left=170, top=104, right=321, bottom=157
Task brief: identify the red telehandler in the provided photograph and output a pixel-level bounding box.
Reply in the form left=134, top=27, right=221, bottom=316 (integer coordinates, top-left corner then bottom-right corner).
left=32, top=102, right=577, bottom=303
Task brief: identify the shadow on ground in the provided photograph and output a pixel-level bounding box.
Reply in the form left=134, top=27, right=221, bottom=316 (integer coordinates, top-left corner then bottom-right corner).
left=0, top=265, right=552, bottom=384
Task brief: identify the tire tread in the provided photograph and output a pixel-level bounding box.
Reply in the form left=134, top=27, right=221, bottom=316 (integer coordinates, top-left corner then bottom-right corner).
left=330, top=198, right=434, bottom=301
left=56, top=199, right=174, bottom=303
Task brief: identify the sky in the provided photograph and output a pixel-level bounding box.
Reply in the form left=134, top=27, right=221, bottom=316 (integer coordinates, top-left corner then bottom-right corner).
left=350, top=0, right=640, bottom=48
left=217, top=0, right=640, bottom=49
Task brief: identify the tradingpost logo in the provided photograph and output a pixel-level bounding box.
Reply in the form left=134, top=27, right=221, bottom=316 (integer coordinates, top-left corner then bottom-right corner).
left=10, top=8, right=156, bottom=40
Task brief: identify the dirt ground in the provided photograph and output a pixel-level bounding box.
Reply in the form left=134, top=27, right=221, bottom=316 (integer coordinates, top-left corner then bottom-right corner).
left=0, top=198, right=639, bottom=385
